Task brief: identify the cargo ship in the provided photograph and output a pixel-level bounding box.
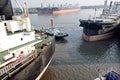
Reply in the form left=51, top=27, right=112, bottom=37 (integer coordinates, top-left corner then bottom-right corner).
left=0, top=0, right=55, bottom=80
left=37, top=7, right=59, bottom=14
left=38, top=4, right=80, bottom=15
left=79, top=0, right=120, bottom=41
left=38, top=7, right=80, bottom=15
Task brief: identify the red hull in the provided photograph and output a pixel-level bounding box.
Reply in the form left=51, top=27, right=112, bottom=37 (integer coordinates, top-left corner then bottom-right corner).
left=53, top=9, right=80, bottom=15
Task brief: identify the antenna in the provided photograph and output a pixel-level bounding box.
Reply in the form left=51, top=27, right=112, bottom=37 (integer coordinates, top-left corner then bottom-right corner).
left=94, top=8, right=97, bottom=21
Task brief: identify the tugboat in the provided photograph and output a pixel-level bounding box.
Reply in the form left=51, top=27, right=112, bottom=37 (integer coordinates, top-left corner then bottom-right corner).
left=0, top=0, right=55, bottom=80
left=42, top=19, right=68, bottom=40
left=42, top=27, right=68, bottom=39
left=79, top=0, right=120, bottom=41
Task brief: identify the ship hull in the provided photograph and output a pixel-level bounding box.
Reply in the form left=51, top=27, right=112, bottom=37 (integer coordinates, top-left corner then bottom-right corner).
left=0, top=36, right=55, bottom=80
left=53, top=8, right=80, bottom=15
left=83, top=32, right=114, bottom=41
left=80, top=20, right=116, bottom=41
left=38, top=8, right=80, bottom=15
left=9, top=37, right=55, bottom=80
left=37, top=7, right=59, bottom=14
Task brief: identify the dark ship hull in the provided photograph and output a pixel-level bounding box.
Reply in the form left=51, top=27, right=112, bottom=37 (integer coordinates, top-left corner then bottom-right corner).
left=79, top=19, right=117, bottom=41
left=37, top=7, right=59, bottom=14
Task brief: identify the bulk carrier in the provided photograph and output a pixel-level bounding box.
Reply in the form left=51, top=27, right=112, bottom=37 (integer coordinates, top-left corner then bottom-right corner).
left=0, top=0, right=55, bottom=80
left=38, top=8, right=80, bottom=15
left=79, top=0, right=120, bottom=41
left=38, top=4, right=80, bottom=15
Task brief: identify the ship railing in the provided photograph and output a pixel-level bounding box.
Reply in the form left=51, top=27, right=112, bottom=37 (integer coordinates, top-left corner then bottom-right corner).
left=0, top=57, right=22, bottom=76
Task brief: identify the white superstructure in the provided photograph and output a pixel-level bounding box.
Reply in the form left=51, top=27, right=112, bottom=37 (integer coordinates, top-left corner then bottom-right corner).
left=0, top=17, right=35, bottom=52
left=0, top=2, right=35, bottom=52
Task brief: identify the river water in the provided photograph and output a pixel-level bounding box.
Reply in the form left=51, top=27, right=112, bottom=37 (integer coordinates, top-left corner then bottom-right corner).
left=30, top=9, right=120, bottom=80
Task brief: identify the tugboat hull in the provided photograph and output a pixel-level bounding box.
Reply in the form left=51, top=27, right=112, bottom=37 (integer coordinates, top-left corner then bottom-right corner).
left=42, top=27, right=68, bottom=40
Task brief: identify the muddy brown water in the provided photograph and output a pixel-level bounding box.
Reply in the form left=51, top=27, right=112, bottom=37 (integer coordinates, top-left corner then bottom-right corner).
left=30, top=9, right=120, bottom=80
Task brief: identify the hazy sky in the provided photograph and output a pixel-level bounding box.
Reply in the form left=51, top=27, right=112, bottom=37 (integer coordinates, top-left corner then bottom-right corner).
left=12, top=0, right=120, bottom=8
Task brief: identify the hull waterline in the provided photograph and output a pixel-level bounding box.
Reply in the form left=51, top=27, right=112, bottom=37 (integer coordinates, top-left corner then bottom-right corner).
left=83, top=32, right=115, bottom=41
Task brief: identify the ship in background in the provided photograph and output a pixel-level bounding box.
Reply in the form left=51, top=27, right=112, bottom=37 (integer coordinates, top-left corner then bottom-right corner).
left=79, top=0, right=120, bottom=41
left=0, top=0, right=55, bottom=80
left=37, top=3, right=80, bottom=15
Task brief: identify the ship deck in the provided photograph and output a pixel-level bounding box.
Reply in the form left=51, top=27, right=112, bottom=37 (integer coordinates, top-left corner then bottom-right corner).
left=0, top=34, right=54, bottom=66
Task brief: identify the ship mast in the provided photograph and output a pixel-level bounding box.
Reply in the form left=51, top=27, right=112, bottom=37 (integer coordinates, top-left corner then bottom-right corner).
left=14, top=0, right=24, bottom=14
left=93, top=8, right=97, bottom=21
left=102, top=0, right=108, bottom=15
left=14, top=0, right=29, bottom=17
left=108, top=1, right=113, bottom=15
